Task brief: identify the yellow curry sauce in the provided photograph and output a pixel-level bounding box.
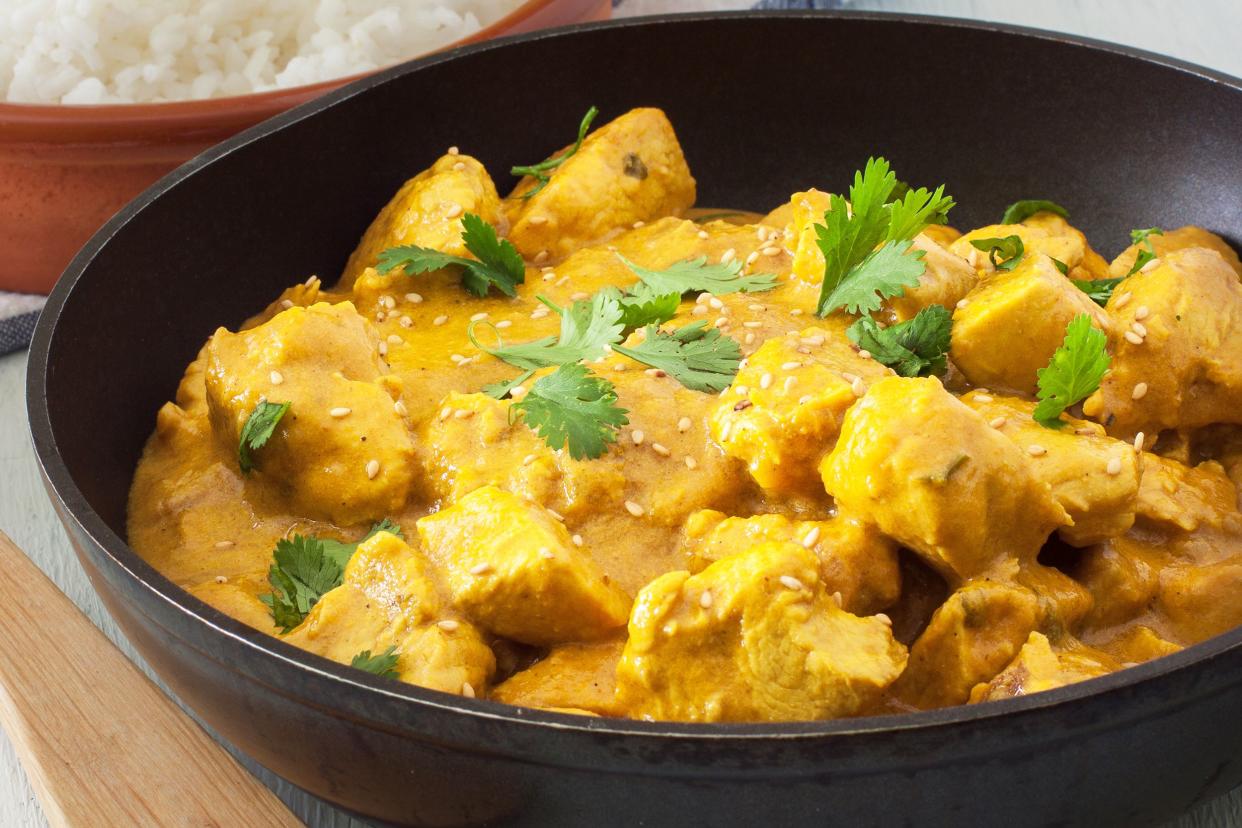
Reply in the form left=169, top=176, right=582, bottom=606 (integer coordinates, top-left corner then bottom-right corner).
left=128, top=107, right=1242, bottom=722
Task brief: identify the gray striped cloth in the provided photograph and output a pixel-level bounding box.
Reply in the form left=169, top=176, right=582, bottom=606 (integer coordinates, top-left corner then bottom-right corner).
left=0, top=0, right=846, bottom=357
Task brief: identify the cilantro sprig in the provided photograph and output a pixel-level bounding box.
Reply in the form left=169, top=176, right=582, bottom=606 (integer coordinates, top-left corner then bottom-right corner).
left=846, top=304, right=952, bottom=378
left=608, top=284, right=681, bottom=334
left=1071, top=276, right=1125, bottom=307
left=970, top=235, right=1025, bottom=272
left=482, top=369, right=536, bottom=401
left=511, top=106, right=599, bottom=199
left=1126, top=227, right=1164, bottom=276
left=238, top=401, right=289, bottom=474
left=618, top=254, right=778, bottom=296
left=1001, top=199, right=1069, bottom=225
left=612, top=322, right=742, bottom=393
left=376, top=213, right=525, bottom=297
left=470, top=292, right=624, bottom=370
left=511, top=363, right=629, bottom=460
left=1033, top=314, right=1110, bottom=428
left=815, top=157, right=955, bottom=317
left=260, top=520, right=404, bottom=633
left=351, top=646, right=401, bottom=680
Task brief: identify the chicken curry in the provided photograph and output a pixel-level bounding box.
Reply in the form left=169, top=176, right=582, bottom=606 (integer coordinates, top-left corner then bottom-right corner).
left=128, top=107, right=1242, bottom=722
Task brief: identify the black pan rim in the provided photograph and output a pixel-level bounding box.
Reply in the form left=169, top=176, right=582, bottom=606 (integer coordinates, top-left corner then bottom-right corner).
left=26, top=9, right=1242, bottom=747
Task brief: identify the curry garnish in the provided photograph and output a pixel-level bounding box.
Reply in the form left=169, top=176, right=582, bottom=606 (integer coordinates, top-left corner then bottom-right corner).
left=469, top=292, right=624, bottom=369
left=511, top=105, right=600, bottom=199
left=1126, top=227, right=1165, bottom=276
left=1001, top=199, right=1069, bottom=225
left=846, top=304, right=953, bottom=378
left=482, top=369, right=536, bottom=400
left=1071, top=276, right=1125, bottom=307
left=1051, top=257, right=1070, bottom=275
left=814, top=157, right=955, bottom=317
left=969, top=235, right=1025, bottom=272
left=1033, top=313, right=1111, bottom=428
left=617, top=253, right=778, bottom=296
left=350, top=646, right=401, bottom=679
left=238, top=400, right=290, bottom=474
left=608, top=284, right=682, bottom=334
left=510, top=363, right=629, bottom=460
left=376, top=213, right=525, bottom=297
left=889, top=179, right=952, bottom=225
left=612, top=322, right=742, bottom=393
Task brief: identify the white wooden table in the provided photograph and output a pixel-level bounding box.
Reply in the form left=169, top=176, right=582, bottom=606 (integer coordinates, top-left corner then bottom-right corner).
left=1, top=1, right=1240, bottom=824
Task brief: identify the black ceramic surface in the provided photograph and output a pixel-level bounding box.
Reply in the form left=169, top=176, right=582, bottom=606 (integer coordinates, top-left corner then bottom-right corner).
left=26, top=12, right=1242, bottom=827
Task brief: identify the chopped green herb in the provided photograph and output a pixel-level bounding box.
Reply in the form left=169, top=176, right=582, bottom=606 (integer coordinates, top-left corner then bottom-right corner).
left=970, top=235, right=1025, bottom=271
left=1033, top=313, right=1110, bottom=428
left=351, top=646, right=400, bottom=679
left=612, top=322, right=742, bottom=393
left=469, top=291, right=623, bottom=369
left=618, top=253, right=778, bottom=296
left=889, top=179, right=953, bottom=225
left=238, top=400, right=289, bottom=474
left=1127, top=226, right=1165, bottom=276
left=1071, top=276, right=1125, bottom=307
left=610, top=285, right=682, bottom=334
left=1001, top=199, right=1069, bottom=225
left=511, top=363, right=629, bottom=460
left=318, top=519, right=404, bottom=570
left=1051, top=257, right=1070, bottom=276
left=376, top=213, right=525, bottom=298
left=886, top=183, right=956, bottom=242
left=482, top=369, right=536, bottom=400
left=511, top=106, right=599, bottom=199
left=846, top=304, right=953, bottom=378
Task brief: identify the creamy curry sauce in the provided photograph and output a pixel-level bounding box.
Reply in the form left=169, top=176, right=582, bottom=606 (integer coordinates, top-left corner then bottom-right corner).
left=128, top=107, right=1242, bottom=722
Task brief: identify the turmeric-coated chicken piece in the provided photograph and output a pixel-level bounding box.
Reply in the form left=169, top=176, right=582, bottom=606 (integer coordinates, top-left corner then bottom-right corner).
left=416, top=486, right=631, bottom=646
left=1083, top=247, right=1242, bottom=439
left=340, top=154, right=503, bottom=290
left=615, top=541, right=907, bottom=722
left=504, top=108, right=696, bottom=261
left=1158, top=555, right=1242, bottom=642
left=711, top=327, right=892, bottom=495
left=950, top=211, right=1110, bottom=282
left=682, top=509, right=900, bottom=615
left=968, top=632, right=1117, bottom=703
left=822, top=377, right=1070, bottom=582
left=1110, top=225, right=1242, bottom=279
left=284, top=531, right=495, bottom=695
left=1135, top=454, right=1238, bottom=533
left=491, top=637, right=626, bottom=716
left=950, top=253, right=1109, bottom=395
left=1096, top=625, right=1181, bottom=664
left=960, top=391, right=1140, bottom=546
left=204, top=301, right=414, bottom=526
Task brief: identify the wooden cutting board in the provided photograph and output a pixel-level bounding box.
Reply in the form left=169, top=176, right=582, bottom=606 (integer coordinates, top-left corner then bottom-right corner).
left=0, top=529, right=299, bottom=827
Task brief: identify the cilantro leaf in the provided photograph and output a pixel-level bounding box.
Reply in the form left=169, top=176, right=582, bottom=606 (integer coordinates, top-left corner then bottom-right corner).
left=470, top=291, right=624, bottom=369
left=351, top=646, right=400, bottom=680
left=1051, top=257, right=1070, bottom=275
left=970, top=235, right=1025, bottom=271
left=1033, top=313, right=1111, bottom=428
left=846, top=304, right=952, bottom=377
left=612, top=322, right=742, bottom=393
left=238, top=401, right=289, bottom=474
left=376, top=213, right=525, bottom=298
left=1001, top=199, right=1069, bottom=225
left=511, top=363, right=629, bottom=460
left=608, top=285, right=682, bottom=334
left=259, top=535, right=344, bottom=634
left=887, top=184, right=956, bottom=241
left=820, top=239, right=926, bottom=316
left=1127, top=226, right=1164, bottom=276
left=1071, top=276, right=1125, bottom=307
left=482, top=369, right=536, bottom=400
left=889, top=179, right=953, bottom=225
left=618, top=254, right=778, bottom=296
left=511, top=106, right=599, bottom=199
left=318, top=518, right=405, bottom=569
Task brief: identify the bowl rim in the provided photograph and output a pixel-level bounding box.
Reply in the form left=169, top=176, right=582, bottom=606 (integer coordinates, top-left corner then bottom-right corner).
left=27, top=8, right=1242, bottom=748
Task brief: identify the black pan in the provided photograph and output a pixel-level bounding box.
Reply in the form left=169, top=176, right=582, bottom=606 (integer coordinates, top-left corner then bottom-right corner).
left=26, top=11, right=1242, bottom=827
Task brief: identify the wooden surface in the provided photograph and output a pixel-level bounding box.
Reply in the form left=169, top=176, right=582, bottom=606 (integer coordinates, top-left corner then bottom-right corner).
left=0, top=530, right=299, bottom=827
left=1, top=2, right=1240, bottom=824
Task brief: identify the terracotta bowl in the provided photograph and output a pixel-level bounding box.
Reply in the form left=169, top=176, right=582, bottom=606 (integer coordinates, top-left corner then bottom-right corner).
left=0, top=0, right=610, bottom=295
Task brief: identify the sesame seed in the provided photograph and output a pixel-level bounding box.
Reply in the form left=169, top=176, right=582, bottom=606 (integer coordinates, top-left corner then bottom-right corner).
left=749, top=303, right=766, bottom=312
left=378, top=341, right=388, bottom=357
left=678, top=416, right=692, bottom=432
left=759, top=372, right=773, bottom=390
left=1134, top=305, right=1150, bottom=320
left=652, top=443, right=671, bottom=457
left=280, top=299, right=294, bottom=309
left=697, top=292, right=712, bottom=304
left=801, top=526, right=821, bottom=548
left=528, top=215, right=548, bottom=226
left=719, top=422, right=733, bottom=441
left=522, top=453, right=537, bottom=466
left=438, top=620, right=460, bottom=631
left=454, top=409, right=475, bottom=419
left=720, top=248, right=736, bottom=264
left=214, top=575, right=227, bottom=584
left=380, top=295, right=396, bottom=309
left=531, top=307, right=550, bottom=320
left=831, top=591, right=844, bottom=608
left=851, top=377, right=866, bottom=397
left=547, top=508, right=565, bottom=521
left=1140, top=257, right=1160, bottom=272
left=450, top=354, right=467, bottom=363
left=399, top=316, right=413, bottom=328
left=387, top=334, right=403, bottom=345
left=858, top=349, right=872, bottom=360
left=790, top=309, right=803, bottom=316
left=781, top=361, right=801, bottom=371
left=783, top=376, right=797, bottom=393
left=624, top=500, right=645, bottom=517
left=470, top=312, right=489, bottom=322
left=645, top=368, right=666, bottom=378
left=743, top=320, right=763, bottom=329
left=989, top=416, right=1007, bottom=429
left=1132, top=382, right=1149, bottom=400
left=439, top=407, right=452, bottom=421
left=269, top=370, right=284, bottom=385
left=734, top=385, right=750, bottom=396
left=535, top=250, right=549, bottom=264
left=974, top=393, right=993, bottom=403
left=572, top=534, right=584, bottom=547
left=798, top=394, right=813, bottom=404
left=461, top=682, right=475, bottom=698
left=469, top=562, right=492, bottom=575
left=779, top=575, right=805, bottom=591
left=555, top=275, right=570, bottom=286
left=404, top=292, right=423, bottom=304
left=632, top=220, right=645, bottom=229
left=684, top=456, right=698, bottom=469
left=625, top=430, right=643, bottom=447
left=801, top=335, right=825, bottom=346
left=714, top=316, right=730, bottom=328
left=375, top=311, right=387, bottom=323
left=447, top=145, right=459, bottom=155
left=698, top=230, right=710, bottom=240
left=841, top=372, right=859, bottom=384
left=1027, top=445, right=1047, bottom=457
left=445, top=202, right=463, bottom=219
left=1114, top=291, right=1132, bottom=309
left=1134, top=431, right=1146, bottom=452
left=700, top=591, right=713, bottom=608
left=539, top=548, right=555, bottom=559
left=434, top=315, right=448, bottom=326
left=1124, top=331, right=1145, bottom=345
left=875, top=613, right=892, bottom=625
left=214, top=540, right=234, bottom=549
left=1131, top=321, right=1148, bottom=337
left=1106, top=457, right=1123, bottom=476
left=330, top=407, right=351, bottom=418
left=394, top=400, right=408, bottom=416
left=733, top=399, right=753, bottom=411
left=495, top=320, right=512, bottom=329
left=762, top=246, right=780, bottom=256
left=956, top=298, right=969, bottom=309
left=365, top=459, right=380, bottom=479
left=744, top=332, right=756, bottom=345
left=692, top=305, right=709, bottom=316
left=453, top=161, right=466, bottom=171
left=745, top=251, right=759, bottom=266
left=708, top=296, right=724, bottom=310
left=613, top=364, right=626, bottom=371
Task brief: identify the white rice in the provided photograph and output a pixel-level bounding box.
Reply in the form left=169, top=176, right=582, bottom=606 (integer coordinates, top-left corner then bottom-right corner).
left=1, top=0, right=524, bottom=104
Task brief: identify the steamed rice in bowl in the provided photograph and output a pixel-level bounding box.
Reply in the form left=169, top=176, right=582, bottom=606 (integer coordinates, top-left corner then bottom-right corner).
left=1, top=0, right=525, bottom=104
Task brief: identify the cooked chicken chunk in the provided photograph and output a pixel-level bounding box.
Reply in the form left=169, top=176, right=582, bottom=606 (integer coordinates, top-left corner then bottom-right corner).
left=950, top=211, right=1110, bottom=282
left=969, top=632, right=1117, bottom=703
left=491, top=638, right=626, bottom=716
left=1110, top=226, right=1242, bottom=279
